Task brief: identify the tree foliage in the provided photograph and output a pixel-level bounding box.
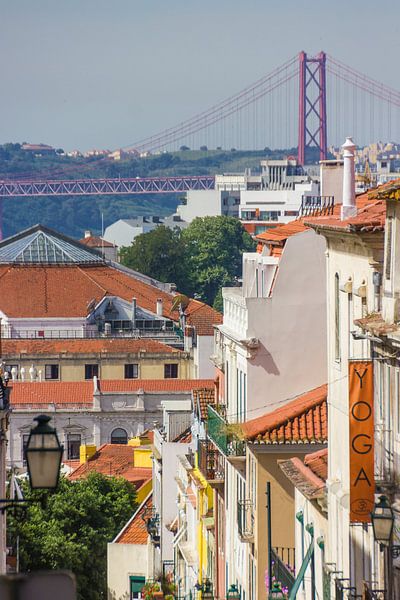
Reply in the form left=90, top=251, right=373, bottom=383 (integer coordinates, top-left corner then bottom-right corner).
left=120, top=216, right=255, bottom=309
left=119, top=225, right=187, bottom=290
left=8, top=473, right=137, bottom=600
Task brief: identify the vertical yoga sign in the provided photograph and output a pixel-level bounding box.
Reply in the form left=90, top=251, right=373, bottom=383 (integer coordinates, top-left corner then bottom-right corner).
left=349, top=360, right=374, bottom=523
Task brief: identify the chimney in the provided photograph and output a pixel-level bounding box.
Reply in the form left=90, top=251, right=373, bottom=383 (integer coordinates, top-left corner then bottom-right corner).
left=341, top=137, right=357, bottom=220
left=84, top=230, right=92, bottom=238
left=131, top=297, right=137, bottom=329
left=156, top=298, right=163, bottom=317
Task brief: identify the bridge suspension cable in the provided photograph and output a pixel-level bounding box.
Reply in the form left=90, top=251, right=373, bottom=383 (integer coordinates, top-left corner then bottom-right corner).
left=125, top=55, right=298, bottom=153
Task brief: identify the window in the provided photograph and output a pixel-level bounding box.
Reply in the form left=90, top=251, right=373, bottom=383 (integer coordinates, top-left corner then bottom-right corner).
left=125, top=363, right=139, bottom=379
left=130, top=575, right=145, bottom=599
left=111, top=428, right=128, bottom=445
left=334, top=273, right=340, bottom=361
left=66, top=433, right=81, bottom=460
left=85, top=364, right=99, bottom=379
left=45, top=364, right=59, bottom=380
left=284, top=210, right=298, bottom=216
left=21, top=434, right=29, bottom=465
left=164, top=363, right=178, bottom=379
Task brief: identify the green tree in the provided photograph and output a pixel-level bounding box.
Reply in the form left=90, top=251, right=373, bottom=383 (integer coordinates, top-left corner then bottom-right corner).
left=8, top=473, right=137, bottom=600
left=182, top=216, right=255, bottom=307
left=119, top=225, right=187, bottom=289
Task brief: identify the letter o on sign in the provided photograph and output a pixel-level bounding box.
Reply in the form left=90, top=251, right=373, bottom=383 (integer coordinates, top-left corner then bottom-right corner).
left=351, top=400, right=372, bottom=422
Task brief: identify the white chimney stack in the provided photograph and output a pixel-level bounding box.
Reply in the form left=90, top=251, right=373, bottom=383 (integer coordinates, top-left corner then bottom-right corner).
left=84, top=230, right=92, bottom=238
left=341, top=136, right=357, bottom=220
left=156, top=298, right=163, bottom=317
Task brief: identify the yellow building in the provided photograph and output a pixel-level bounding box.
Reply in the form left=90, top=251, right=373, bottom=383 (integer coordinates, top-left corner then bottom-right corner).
left=2, top=338, right=193, bottom=382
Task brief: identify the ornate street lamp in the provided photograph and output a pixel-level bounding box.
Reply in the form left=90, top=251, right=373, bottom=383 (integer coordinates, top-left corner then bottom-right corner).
left=371, top=495, right=394, bottom=548
left=226, top=584, right=240, bottom=600
left=25, top=415, right=63, bottom=490
left=0, top=414, right=63, bottom=513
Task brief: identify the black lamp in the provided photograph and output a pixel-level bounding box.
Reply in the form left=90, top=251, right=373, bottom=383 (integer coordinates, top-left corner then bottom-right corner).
left=25, top=415, right=63, bottom=490
left=371, top=495, right=394, bottom=547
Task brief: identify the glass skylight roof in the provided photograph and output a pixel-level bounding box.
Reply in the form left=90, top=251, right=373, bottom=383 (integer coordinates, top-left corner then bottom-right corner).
left=0, top=229, right=104, bottom=264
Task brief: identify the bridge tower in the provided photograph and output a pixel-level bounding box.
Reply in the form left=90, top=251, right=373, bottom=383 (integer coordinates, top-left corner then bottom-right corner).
left=298, top=51, right=327, bottom=165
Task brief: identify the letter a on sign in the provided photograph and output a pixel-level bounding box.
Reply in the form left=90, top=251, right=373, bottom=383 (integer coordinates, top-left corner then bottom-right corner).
left=349, top=361, right=374, bottom=523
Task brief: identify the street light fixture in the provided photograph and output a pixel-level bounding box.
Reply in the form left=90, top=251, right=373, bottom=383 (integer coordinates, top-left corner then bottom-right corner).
left=25, top=415, right=63, bottom=490
left=0, top=415, right=63, bottom=513
left=371, top=495, right=394, bottom=548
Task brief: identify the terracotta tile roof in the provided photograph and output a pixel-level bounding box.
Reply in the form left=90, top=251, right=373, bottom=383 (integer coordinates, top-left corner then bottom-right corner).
left=278, top=448, right=328, bottom=500
left=68, top=443, right=152, bottom=485
left=9, top=378, right=215, bottom=407
left=114, top=493, right=152, bottom=544
left=2, top=338, right=180, bottom=356
left=192, top=387, right=215, bottom=420
left=79, top=236, right=115, bottom=248
left=304, top=447, right=328, bottom=481
left=242, top=384, right=327, bottom=444
left=354, top=313, right=398, bottom=336
left=173, top=427, right=192, bottom=443
left=0, top=263, right=221, bottom=335
left=304, top=183, right=394, bottom=233
left=255, top=220, right=309, bottom=245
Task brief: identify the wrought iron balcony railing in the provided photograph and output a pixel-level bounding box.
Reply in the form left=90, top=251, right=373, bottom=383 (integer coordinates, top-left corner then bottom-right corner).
left=198, top=440, right=225, bottom=482
left=271, top=547, right=295, bottom=594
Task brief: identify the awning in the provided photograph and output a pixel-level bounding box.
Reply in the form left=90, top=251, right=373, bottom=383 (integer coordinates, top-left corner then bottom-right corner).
left=288, top=541, right=314, bottom=600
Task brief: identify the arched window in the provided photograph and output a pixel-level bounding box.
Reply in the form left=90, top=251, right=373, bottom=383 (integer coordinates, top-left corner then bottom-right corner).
left=111, top=428, right=128, bottom=445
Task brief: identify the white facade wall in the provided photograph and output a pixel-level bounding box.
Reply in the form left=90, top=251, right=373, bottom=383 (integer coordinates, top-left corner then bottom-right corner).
left=222, top=228, right=327, bottom=421
left=104, top=220, right=158, bottom=249
left=239, top=181, right=318, bottom=224
left=176, top=190, right=239, bottom=223
left=192, top=335, right=215, bottom=379
left=107, top=543, right=148, bottom=600
left=323, top=230, right=383, bottom=593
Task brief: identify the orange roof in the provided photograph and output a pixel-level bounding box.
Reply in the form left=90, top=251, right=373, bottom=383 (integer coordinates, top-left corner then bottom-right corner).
left=79, top=236, right=115, bottom=248
left=304, top=183, right=394, bottom=233
left=68, top=443, right=152, bottom=484
left=278, top=448, right=328, bottom=500
left=2, top=338, right=180, bottom=356
left=255, top=220, right=309, bottom=245
left=115, top=493, right=152, bottom=544
left=242, top=384, right=327, bottom=444
left=192, top=387, right=215, bottom=420
left=0, top=263, right=221, bottom=335
left=10, top=378, right=215, bottom=406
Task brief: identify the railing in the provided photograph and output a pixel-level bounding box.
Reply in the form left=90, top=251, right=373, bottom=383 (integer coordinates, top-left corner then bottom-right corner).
left=363, top=583, right=387, bottom=600
left=1, top=327, right=184, bottom=344
left=237, top=499, right=254, bottom=541
left=300, top=195, right=334, bottom=217
left=206, top=405, right=246, bottom=457
left=273, top=547, right=295, bottom=573
left=198, top=440, right=225, bottom=482
left=333, top=578, right=359, bottom=599
left=271, top=547, right=295, bottom=594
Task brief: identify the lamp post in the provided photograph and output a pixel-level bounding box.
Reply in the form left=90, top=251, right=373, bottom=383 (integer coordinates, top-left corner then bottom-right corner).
left=371, top=495, right=396, bottom=600
left=0, top=415, right=63, bottom=512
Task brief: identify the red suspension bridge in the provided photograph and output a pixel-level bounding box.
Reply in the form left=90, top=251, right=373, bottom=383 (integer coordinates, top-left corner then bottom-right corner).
left=2, top=51, right=400, bottom=197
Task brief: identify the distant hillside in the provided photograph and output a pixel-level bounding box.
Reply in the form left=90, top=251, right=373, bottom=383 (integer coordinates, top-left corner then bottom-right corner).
left=0, top=144, right=304, bottom=239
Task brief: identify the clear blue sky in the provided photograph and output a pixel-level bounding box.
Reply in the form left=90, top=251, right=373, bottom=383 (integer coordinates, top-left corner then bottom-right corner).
left=1, top=0, right=400, bottom=151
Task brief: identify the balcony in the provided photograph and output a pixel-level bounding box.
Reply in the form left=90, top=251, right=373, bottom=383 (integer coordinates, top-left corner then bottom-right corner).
left=271, top=547, right=295, bottom=594
left=237, top=499, right=254, bottom=542
left=207, top=405, right=246, bottom=458
left=198, top=440, right=225, bottom=485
